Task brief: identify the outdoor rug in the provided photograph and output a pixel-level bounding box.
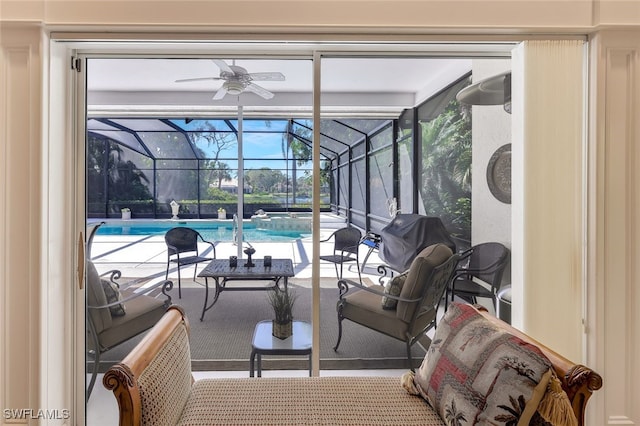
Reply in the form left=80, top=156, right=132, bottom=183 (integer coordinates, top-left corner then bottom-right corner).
left=95, top=281, right=428, bottom=372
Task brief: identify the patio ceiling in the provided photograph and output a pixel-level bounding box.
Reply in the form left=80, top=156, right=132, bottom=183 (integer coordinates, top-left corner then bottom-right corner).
left=87, top=57, right=474, bottom=118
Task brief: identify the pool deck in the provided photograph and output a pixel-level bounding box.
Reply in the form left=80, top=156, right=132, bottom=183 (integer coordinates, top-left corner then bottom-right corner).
left=89, top=214, right=386, bottom=287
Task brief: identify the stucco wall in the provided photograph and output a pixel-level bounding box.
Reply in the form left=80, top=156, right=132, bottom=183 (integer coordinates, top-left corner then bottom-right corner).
left=470, top=59, right=512, bottom=289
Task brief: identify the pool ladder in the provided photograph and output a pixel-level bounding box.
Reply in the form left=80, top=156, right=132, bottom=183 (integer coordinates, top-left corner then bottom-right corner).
left=232, top=214, right=253, bottom=248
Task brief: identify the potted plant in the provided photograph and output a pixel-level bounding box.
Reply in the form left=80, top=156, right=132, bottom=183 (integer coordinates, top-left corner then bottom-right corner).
left=217, top=207, right=226, bottom=219
left=268, top=288, right=297, bottom=339
left=121, top=208, right=131, bottom=220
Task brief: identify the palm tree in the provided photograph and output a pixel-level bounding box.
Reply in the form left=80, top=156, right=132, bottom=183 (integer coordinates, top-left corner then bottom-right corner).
left=495, top=394, right=526, bottom=425
left=281, top=120, right=298, bottom=205
left=444, top=399, right=467, bottom=426
left=420, top=97, right=472, bottom=240
left=208, top=161, right=233, bottom=189
left=87, top=135, right=153, bottom=215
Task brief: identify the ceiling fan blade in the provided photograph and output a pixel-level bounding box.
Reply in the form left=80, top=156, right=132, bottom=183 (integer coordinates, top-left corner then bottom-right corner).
left=175, top=77, right=223, bottom=83
left=245, top=82, right=274, bottom=99
left=212, top=86, right=228, bottom=100
left=212, top=59, right=235, bottom=75
left=248, top=72, right=285, bottom=82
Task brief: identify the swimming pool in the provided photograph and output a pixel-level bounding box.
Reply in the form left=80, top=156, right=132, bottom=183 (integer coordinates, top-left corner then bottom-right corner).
left=94, top=220, right=308, bottom=242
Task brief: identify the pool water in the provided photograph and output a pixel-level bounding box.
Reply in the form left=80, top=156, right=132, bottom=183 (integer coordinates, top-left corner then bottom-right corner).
left=94, top=220, right=307, bottom=242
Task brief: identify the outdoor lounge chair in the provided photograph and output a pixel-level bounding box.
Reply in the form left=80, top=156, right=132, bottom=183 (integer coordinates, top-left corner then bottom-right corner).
left=85, top=260, right=172, bottom=399
left=165, top=227, right=216, bottom=298
left=334, top=243, right=459, bottom=369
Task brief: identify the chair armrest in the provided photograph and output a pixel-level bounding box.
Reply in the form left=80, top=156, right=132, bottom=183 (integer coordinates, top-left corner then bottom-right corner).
left=458, top=247, right=473, bottom=260
left=88, top=280, right=173, bottom=309
left=339, top=243, right=360, bottom=256
left=205, top=240, right=217, bottom=258
left=375, top=264, right=406, bottom=284
left=453, top=256, right=504, bottom=276
left=100, top=269, right=122, bottom=284
left=196, top=234, right=217, bottom=258
left=319, top=230, right=338, bottom=243
left=337, top=278, right=420, bottom=303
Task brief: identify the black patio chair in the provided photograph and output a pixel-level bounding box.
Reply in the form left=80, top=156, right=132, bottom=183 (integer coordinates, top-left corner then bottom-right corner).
left=448, top=242, right=510, bottom=310
left=165, top=227, right=216, bottom=298
left=319, top=226, right=362, bottom=281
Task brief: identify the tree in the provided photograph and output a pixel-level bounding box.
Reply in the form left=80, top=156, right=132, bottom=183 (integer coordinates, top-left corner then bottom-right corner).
left=206, top=160, right=234, bottom=189
left=191, top=121, right=237, bottom=194
left=245, top=168, right=286, bottom=193
left=281, top=119, right=332, bottom=205
left=87, top=135, right=154, bottom=214
left=420, top=98, right=472, bottom=240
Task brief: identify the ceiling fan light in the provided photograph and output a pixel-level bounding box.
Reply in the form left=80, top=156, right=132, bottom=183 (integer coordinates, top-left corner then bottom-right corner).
left=225, top=81, right=245, bottom=95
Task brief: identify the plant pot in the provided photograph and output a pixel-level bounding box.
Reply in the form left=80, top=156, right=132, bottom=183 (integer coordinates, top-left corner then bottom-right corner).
left=218, top=209, right=226, bottom=219
left=121, top=211, right=131, bottom=220
left=272, top=320, right=292, bottom=340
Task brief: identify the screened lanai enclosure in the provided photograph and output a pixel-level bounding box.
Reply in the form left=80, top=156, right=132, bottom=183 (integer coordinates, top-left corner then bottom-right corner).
left=87, top=73, right=472, bottom=242
left=84, top=53, right=514, bottom=392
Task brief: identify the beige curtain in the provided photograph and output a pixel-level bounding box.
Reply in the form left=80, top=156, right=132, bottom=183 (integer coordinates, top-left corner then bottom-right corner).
left=511, top=40, right=586, bottom=360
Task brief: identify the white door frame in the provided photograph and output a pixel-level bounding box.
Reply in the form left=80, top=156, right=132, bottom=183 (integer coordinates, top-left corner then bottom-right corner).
left=47, top=36, right=592, bottom=422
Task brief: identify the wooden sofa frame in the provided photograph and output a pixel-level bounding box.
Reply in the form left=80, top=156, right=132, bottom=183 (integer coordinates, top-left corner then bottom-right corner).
left=103, top=305, right=602, bottom=426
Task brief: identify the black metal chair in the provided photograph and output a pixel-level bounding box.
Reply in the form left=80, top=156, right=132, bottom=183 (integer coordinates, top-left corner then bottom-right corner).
left=448, top=242, right=510, bottom=310
left=319, top=226, right=362, bottom=281
left=334, top=243, right=459, bottom=370
left=165, top=227, right=216, bottom=298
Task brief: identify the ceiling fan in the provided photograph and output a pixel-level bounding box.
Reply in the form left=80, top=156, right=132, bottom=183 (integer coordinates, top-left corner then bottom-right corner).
left=175, top=59, right=286, bottom=100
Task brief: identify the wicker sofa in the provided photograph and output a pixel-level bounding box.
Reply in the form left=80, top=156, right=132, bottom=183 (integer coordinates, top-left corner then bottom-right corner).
left=103, top=304, right=602, bottom=426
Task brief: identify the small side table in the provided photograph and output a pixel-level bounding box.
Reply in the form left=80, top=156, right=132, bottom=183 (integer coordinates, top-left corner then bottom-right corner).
left=250, top=320, right=312, bottom=377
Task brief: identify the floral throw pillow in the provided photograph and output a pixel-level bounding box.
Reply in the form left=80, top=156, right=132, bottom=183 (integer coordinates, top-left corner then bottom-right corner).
left=101, top=279, right=126, bottom=317
left=381, top=273, right=407, bottom=310
left=413, top=302, right=553, bottom=425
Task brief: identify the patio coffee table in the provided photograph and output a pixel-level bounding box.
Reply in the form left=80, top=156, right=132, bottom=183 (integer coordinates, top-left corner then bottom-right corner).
left=197, top=258, right=294, bottom=321
left=250, top=320, right=312, bottom=377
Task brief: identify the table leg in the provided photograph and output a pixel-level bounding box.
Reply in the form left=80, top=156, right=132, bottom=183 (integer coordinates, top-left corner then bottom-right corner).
left=200, top=277, right=221, bottom=321
left=361, top=246, right=376, bottom=272
left=250, top=349, right=256, bottom=377
left=308, top=353, right=312, bottom=377
left=257, top=354, right=262, bottom=378
left=273, top=276, right=287, bottom=291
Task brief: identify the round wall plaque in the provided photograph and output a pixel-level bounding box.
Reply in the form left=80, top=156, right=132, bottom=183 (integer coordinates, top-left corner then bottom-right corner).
left=486, top=143, right=511, bottom=204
